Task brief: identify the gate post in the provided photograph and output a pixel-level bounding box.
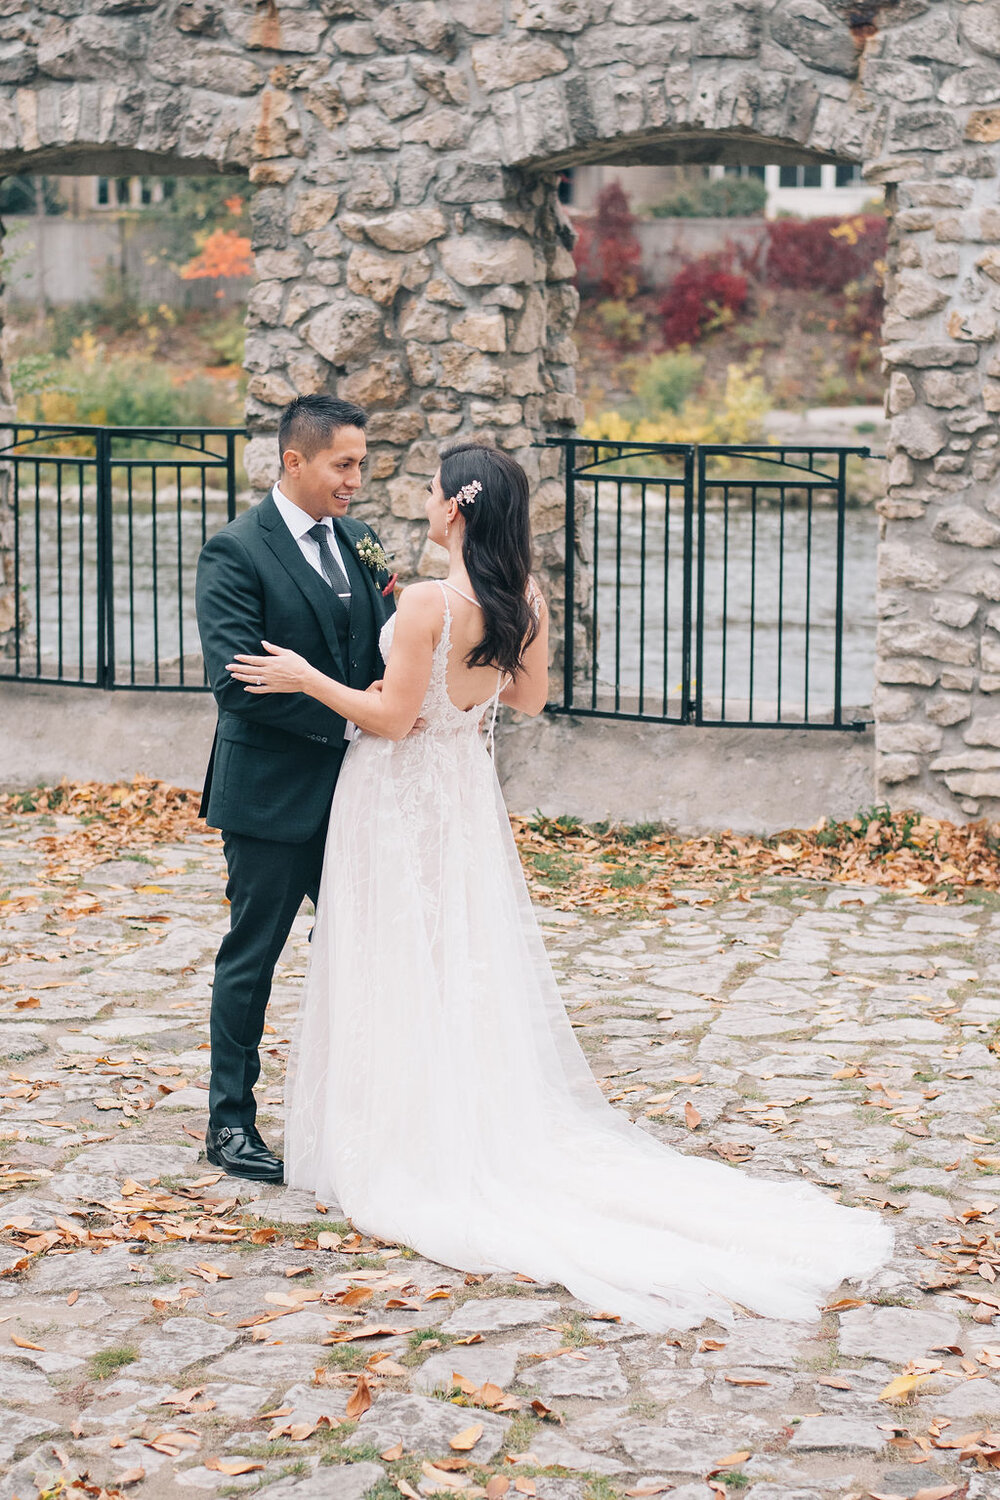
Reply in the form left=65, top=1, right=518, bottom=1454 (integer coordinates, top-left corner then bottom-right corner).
left=95, top=427, right=114, bottom=690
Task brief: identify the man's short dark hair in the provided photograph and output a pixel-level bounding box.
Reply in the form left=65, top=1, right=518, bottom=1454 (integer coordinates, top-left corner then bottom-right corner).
left=278, top=395, right=368, bottom=467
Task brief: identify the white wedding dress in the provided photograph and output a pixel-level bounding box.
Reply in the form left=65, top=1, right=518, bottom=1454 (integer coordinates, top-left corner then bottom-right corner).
left=285, top=583, right=892, bottom=1331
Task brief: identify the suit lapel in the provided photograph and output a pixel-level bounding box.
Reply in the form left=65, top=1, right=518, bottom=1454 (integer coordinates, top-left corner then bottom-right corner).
left=257, top=496, right=348, bottom=672
left=334, top=519, right=378, bottom=638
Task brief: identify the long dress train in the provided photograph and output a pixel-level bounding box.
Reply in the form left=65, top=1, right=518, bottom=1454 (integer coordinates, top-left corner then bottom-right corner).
left=285, top=584, right=892, bottom=1332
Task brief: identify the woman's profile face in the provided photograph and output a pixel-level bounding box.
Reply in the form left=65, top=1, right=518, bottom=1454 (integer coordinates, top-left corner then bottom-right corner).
left=426, top=469, right=449, bottom=545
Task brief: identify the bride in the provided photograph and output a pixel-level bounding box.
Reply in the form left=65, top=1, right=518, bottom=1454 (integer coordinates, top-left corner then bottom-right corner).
left=228, top=441, right=892, bottom=1331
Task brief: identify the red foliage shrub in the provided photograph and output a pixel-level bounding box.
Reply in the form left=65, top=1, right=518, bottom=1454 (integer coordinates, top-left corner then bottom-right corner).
left=572, top=181, right=642, bottom=300
left=764, top=214, right=887, bottom=293
left=658, top=250, right=749, bottom=347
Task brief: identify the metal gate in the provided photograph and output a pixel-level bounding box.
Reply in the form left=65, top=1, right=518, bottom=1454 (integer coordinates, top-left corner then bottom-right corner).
left=550, top=437, right=874, bottom=731
left=0, top=422, right=246, bottom=690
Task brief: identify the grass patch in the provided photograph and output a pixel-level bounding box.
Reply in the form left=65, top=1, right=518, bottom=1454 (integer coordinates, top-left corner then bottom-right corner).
left=89, top=1345, right=139, bottom=1380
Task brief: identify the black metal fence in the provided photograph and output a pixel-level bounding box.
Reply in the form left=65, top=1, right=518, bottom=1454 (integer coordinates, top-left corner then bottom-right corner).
left=0, top=422, right=246, bottom=689
left=0, top=424, right=875, bottom=729
left=551, top=437, right=875, bottom=731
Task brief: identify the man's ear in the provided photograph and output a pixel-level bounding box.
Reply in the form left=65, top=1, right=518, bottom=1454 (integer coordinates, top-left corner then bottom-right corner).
left=281, top=447, right=302, bottom=476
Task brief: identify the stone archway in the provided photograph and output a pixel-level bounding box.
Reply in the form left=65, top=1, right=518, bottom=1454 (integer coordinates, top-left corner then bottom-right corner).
left=3, top=1, right=1000, bottom=818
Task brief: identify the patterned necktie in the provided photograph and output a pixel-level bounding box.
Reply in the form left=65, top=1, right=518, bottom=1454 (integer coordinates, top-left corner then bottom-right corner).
left=307, top=522, right=351, bottom=600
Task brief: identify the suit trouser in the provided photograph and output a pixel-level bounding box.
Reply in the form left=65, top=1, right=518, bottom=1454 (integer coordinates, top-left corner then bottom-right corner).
left=209, top=811, right=330, bottom=1129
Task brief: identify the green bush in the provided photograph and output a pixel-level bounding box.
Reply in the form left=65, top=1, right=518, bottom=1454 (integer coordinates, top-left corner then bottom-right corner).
left=17, top=335, right=242, bottom=430
left=634, top=349, right=704, bottom=416
left=651, top=176, right=767, bottom=219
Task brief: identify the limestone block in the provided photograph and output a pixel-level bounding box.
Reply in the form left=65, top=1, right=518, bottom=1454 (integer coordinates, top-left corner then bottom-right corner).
left=469, top=401, right=524, bottom=426
left=365, top=208, right=448, bottom=253
left=878, top=722, right=943, bottom=754
left=305, top=299, right=384, bottom=366
left=438, top=343, right=505, bottom=395
left=945, top=770, right=1000, bottom=796
left=926, top=694, right=972, bottom=726
left=887, top=372, right=915, bottom=413
left=344, top=165, right=396, bottom=214
left=450, top=0, right=504, bottom=33
left=289, top=189, right=340, bottom=236
left=471, top=36, right=569, bottom=91
left=893, top=408, right=945, bottom=460
left=406, top=342, right=438, bottom=387
left=285, top=351, right=327, bottom=396
left=547, top=244, right=578, bottom=281
left=541, top=392, right=585, bottom=425
left=948, top=306, right=998, bottom=342
left=893, top=107, right=962, bottom=152
left=505, top=355, right=546, bottom=397
left=531, top=480, right=565, bottom=536
left=923, top=369, right=979, bottom=408
left=37, top=16, right=141, bottom=80
left=254, top=249, right=304, bottom=281
left=873, top=686, right=915, bottom=722
left=332, top=21, right=378, bottom=54
left=368, top=410, right=425, bottom=446
left=880, top=620, right=977, bottom=665
left=247, top=373, right=297, bottom=408
left=546, top=282, right=581, bottom=333
left=402, top=110, right=468, bottom=149
left=930, top=593, right=979, bottom=628
left=940, top=67, right=1000, bottom=107
left=877, top=542, right=951, bottom=591
left=244, top=436, right=276, bottom=491
left=187, top=52, right=264, bottom=95
left=511, top=288, right=547, bottom=353
left=398, top=298, right=450, bottom=342
left=961, top=2, right=1000, bottom=59
left=696, top=2, right=760, bottom=58
left=426, top=413, right=463, bottom=437
left=229, top=7, right=328, bottom=51
left=417, top=538, right=450, bottom=577
left=282, top=283, right=328, bottom=328
left=867, top=61, right=935, bottom=101
left=984, top=636, right=1000, bottom=675
left=345, top=107, right=401, bottom=152
left=340, top=358, right=410, bottom=409
left=933, top=505, right=1000, bottom=548
left=247, top=280, right=284, bottom=327
left=925, top=245, right=961, bottom=278
left=883, top=342, right=979, bottom=369
left=941, top=666, right=976, bottom=690
left=512, top=0, right=591, bottom=28
left=932, top=749, right=1000, bottom=770
left=888, top=453, right=914, bottom=487
left=374, top=4, right=455, bottom=54
left=895, top=271, right=949, bottom=320
left=388, top=475, right=431, bottom=520
left=346, top=247, right=404, bottom=306
left=450, top=311, right=507, bottom=352
left=879, top=753, right=921, bottom=783
left=439, top=236, right=535, bottom=286
left=964, top=714, right=1000, bottom=747
left=404, top=440, right=442, bottom=475
left=305, top=81, right=349, bottom=131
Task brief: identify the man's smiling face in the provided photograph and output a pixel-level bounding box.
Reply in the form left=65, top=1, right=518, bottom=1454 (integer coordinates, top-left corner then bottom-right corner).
left=281, top=424, right=367, bottom=520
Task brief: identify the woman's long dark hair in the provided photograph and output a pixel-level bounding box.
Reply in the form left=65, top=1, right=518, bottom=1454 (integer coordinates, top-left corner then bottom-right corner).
left=439, top=443, right=538, bottom=678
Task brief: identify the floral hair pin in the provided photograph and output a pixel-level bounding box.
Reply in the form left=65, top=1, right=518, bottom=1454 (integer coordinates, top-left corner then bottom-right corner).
left=451, top=479, right=482, bottom=507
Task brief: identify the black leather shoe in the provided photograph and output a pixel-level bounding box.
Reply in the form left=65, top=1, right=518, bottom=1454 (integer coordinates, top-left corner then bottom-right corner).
left=206, top=1124, right=284, bottom=1183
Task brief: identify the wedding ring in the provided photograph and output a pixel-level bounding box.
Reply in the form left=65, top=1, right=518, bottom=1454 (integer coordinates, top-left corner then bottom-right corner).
left=257, top=677, right=263, bottom=685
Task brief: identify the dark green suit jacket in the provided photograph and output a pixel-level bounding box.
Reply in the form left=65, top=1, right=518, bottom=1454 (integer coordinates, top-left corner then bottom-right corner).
left=195, top=493, right=395, bottom=843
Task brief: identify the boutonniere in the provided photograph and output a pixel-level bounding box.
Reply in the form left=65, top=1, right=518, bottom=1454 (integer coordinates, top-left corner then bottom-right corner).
left=355, top=534, right=397, bottom=596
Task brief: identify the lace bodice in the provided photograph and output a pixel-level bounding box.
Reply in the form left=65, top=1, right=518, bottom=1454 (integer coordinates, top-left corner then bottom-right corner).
left=377, top=583, right=501, bottom=744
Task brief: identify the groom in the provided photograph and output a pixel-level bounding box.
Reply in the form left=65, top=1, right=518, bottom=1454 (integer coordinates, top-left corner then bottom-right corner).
left=195, top=394, right=395, bottom=1182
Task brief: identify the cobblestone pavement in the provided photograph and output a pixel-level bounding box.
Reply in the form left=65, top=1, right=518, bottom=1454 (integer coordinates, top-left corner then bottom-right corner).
left=3, top=805, right=1000, bottom=1500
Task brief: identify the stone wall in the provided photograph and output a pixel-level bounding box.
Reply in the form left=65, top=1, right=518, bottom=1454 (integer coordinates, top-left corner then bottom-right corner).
left=1, top=2, right=1000, bottom=818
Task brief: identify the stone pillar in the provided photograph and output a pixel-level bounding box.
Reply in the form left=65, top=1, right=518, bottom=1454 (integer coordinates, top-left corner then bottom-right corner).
left=875, top=124, right=1000, bottom=817
left=238, top=52, right=583, bottom=665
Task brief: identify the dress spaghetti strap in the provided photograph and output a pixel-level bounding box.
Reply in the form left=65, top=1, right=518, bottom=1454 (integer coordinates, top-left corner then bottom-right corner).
left=439, top=579, right=481, bottom=608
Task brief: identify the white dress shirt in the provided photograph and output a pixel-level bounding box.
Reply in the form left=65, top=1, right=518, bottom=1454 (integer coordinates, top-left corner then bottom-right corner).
left=272, top=484, right=351, bottom=596
left=271, top=483, right=356, bottom=741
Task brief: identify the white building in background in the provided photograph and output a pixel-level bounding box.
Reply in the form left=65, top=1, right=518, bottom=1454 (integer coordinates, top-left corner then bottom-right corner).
left=566, top=161, right=879, bottom=218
